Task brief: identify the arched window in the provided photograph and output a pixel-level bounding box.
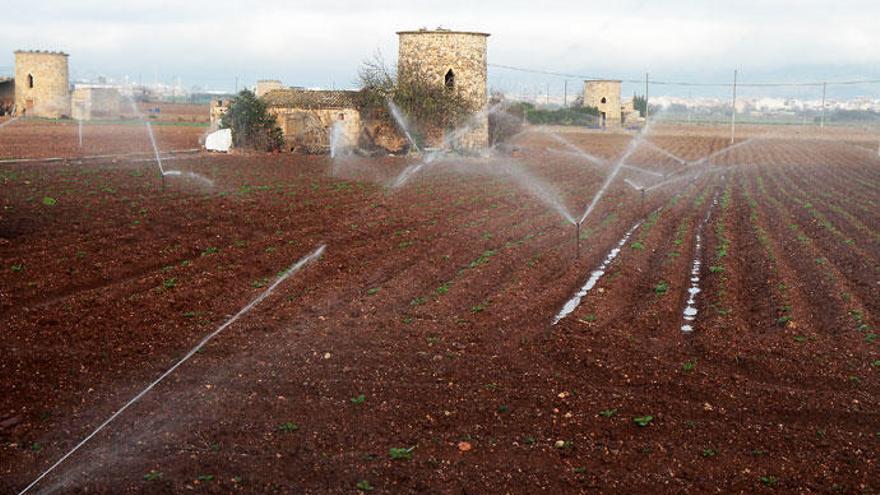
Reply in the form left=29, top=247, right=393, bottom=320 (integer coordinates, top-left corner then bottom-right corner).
left=600, top=97, right=607, bottom=104
left=444, top=69, right=455, bottom=90
left=27, top=74, right=34, bottom=89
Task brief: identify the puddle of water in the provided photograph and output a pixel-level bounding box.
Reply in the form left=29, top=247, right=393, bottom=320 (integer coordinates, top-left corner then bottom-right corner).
left=680, top=194, right=719, bottom=333
left=552, top=220, right=643, bottom=325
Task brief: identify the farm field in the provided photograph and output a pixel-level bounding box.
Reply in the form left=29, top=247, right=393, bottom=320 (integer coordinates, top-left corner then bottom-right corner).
left=1, top=121, right=879, bottom=493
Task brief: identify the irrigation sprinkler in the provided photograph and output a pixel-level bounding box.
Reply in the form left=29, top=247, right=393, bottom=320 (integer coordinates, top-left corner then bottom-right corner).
left=576, top=221, right=581, bottom=259
left=16, top=244, right=326, bottom=495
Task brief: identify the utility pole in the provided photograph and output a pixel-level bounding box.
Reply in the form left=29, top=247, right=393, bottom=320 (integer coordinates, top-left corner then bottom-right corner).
left=564, top=80, right=568, bottom=107
left=644, top=72, right=649, bottom=122
left=820, top=82, right=827, bottom=131
left=234, top=76, right=239, bottom=93
left=730, top=69, right=738, bottom=145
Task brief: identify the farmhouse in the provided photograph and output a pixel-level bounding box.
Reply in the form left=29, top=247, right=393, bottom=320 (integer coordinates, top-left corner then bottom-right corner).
left=262, top=88, right=362, bottom=153
left=13, top=50, right=71, bottom=118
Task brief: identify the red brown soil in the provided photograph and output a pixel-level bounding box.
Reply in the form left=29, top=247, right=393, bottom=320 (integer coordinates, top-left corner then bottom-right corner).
left=0, top=117, right=205, bottom=160
left=0, top=123, right=878, bottom=493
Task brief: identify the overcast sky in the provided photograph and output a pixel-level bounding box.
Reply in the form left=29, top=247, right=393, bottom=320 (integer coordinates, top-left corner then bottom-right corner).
left=2, top=0, right=879, bottom=99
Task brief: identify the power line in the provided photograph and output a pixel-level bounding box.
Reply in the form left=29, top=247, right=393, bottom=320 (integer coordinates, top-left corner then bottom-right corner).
left=488, top=63, right=880, bottom=88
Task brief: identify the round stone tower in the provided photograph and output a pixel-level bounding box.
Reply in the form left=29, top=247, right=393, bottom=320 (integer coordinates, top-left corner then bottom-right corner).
left=15, top=50, right=70, bottom=118
left=397, top=29, right=489, bottom=150
left=583, top=80, right=622, bottom=129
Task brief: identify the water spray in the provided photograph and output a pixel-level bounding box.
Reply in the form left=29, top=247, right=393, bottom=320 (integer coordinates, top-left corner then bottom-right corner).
left=16, top=244, right=327, bottom=495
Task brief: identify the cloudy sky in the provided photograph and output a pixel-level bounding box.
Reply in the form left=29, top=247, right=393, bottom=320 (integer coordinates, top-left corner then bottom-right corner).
left=2, top=0, right=879, bottom=99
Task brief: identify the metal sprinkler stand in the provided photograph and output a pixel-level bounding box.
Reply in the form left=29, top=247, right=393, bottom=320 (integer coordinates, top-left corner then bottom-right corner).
left=576, top=221, right=581, bottom=259
left=640, top=188, right=646, bottom=215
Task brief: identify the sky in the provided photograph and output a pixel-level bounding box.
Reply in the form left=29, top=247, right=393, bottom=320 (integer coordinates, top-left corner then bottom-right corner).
left=2, top=0, right=879, bottom=99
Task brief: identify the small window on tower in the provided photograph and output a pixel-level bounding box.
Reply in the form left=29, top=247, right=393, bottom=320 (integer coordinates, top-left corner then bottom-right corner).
left=27, top=74, right=34, bottom=89
left=445, top=69, right=455, bottom=90
left=338, top=113, right=345, bottom=120
left=601, top=97, right=607, bottom=104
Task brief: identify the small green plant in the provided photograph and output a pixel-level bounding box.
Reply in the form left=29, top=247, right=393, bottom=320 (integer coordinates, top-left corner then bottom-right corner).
left=201, top=246, right=219, bottom=256
left=524, top=436, right=536, bottom=445
left=865, top=333, right=877, bottom=344
left=471, top=301, right=488, bottom=313
left=777, top=315, right=793, bottom=326
left=42, top=196, right=57, bottom=206
left=356, top=480, right=374, bottom=491
left=573, top=467, right=587, bottom=473
left=278, top=422, right=299, bottom=433
left=30, top=442, right=42, bottom=452
left=682, top=360, right=696, bottom=372
left=702, top=448, right=717, bottom=458
left=367, top=287, right=380, bottom=295
left=10, top=264, right=24, bottom=273
left=351, top=394, right=366, bottom=405
left=435, top=283, right=450, bottom=295
left=410, top=296, right=427, bottom=306
left=709, top=265, right=725, bottom=273
left=497, top=405, right=510, bottom=414
left=760, top=475, right=778, bottom=487
left=197, top=474, right=214, bottom=482
left=143, top=470, right=162, bottom=481
left=631, top=241, right=645, bottom=250
left=872, top=360, right=880, bottom=367
left=583, top=314, right=597, bottom=322
left=633, top=416, right=654, bottom=427
left=793, top=335, right=807, bottom=343
left=599, top=408, right=617, bottom=418
left=162, top=278, right=177, bottom=289
left=182, top=311, right=196, bottom=318
left=653, top=281, right=669, bottom=295
left=251, top=278, right=268, bottom=288
left=389, top=446, right=414, bottom=460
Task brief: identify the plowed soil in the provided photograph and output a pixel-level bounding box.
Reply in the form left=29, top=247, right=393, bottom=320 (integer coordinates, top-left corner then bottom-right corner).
left=1, top=121, right=878, bottom=493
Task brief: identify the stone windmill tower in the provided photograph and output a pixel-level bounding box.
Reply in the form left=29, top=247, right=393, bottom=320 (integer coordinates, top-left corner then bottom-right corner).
left=396, top=28, right=490, bottom=150
left=14, top=50, right=70, bottom=118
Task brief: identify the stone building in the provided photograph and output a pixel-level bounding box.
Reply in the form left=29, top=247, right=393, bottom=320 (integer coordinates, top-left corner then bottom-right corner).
left=256, top=80, right=283, bottom=98
left=0, top=77, right=13, bottom=115
left=397, top=29, right=490, bottom=150
left=262, top=88, right=361, bottom=153
left=71, top=85, right=122, bottom=120
left=583, top=80, right=621, bottom=129
left=14, top=50, right=70, bottom=118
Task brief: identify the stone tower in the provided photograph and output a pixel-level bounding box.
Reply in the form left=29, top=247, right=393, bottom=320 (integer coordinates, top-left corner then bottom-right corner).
left=256, top=79, right=283, bottom=98
left=583, top=80, right=621, bottom=129
left=397, top=29, right=490, bottom=150
left=15, top=50, right=70, bottom=118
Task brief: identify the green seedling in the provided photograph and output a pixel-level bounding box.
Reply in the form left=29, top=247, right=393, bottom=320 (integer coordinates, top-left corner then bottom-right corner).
left=42, top=197, right=57, bottom=206
left=702, top=448, right=717, bottom=458
left=599, top=408, right=617, bottom=418
left=654, top=282, right=669, bottom=295
left=367, top=287, right=380, bottom=295
left=760, top=475, right=778, bottom=487
left=682, top=361, right=696, bottom=372
left=633, top=416, right=654, bottom=427
left=278, top=422, right=299, bottom=433
left=389, top=446, right=414, bottom=460
left=143, top=471, right=162, bottom=481
left=351, top=394, right=366, bottom=405
left=356, top=480, right=374, bottom=491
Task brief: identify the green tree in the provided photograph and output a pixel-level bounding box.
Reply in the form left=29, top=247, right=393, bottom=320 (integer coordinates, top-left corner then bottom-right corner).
left=220, top=90, right=284, bottom=151
left=633, top=95, right=647, bottom=118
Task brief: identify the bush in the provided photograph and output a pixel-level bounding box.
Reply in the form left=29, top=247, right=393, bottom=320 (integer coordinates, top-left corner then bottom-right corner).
left=358, top=52, right=474, bottom=147
left=488, top=94, right=526, bottom=146
left=524, top=104, right=601, bottom=126
left=220, top=90, right=284, bottom=151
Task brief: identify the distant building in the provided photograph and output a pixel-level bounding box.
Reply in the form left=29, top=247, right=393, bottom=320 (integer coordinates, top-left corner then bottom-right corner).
left=14, top=50, right=70, bottom=118
left=583, top=80, right=622, bottom=129
left=71, top=85, right=122, bottom=120
left=255, top=80, right=283, bottom=98
left=262, top=88, right=361, bottom=153
left=397, top=29, right=490, bottom=150
left=209, top=97, right=229, bottom=130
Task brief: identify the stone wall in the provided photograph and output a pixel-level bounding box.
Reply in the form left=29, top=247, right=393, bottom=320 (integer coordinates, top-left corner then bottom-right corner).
left=14, top=50, right=70, bottom=118
left=583, top=80, right=622, bottom=129
left=397, top=30, right=489, bottom=150
left=269, top=107, right=361, bottom=153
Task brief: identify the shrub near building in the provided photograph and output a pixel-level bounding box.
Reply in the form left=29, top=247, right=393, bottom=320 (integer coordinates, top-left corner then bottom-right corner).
left=220, top=90, right=284, bottom=151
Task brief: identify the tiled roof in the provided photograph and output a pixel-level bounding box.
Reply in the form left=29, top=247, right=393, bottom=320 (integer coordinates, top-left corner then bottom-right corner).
left=262, top=89, right=361, bottom=109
